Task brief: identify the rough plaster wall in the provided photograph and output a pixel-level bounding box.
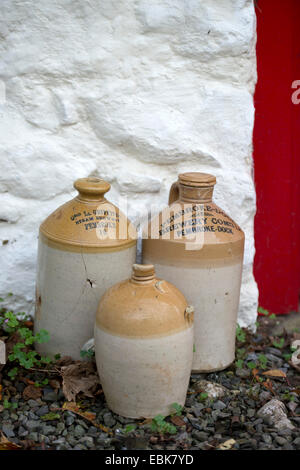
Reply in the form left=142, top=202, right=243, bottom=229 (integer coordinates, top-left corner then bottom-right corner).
left=0, top=0, right=258, bottom=327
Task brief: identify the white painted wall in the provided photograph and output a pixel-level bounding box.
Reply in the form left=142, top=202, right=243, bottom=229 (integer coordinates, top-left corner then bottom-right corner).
left=0, top=0, right=258, bottom=327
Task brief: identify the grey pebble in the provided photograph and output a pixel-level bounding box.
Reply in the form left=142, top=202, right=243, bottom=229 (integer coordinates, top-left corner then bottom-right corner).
left=103, top=412, right=116, bottom=427
left=36, top=405, right=49, bottom=417
left=2, top=424, right=15, bottom=438
left=74, top=424, right=86, bottom=438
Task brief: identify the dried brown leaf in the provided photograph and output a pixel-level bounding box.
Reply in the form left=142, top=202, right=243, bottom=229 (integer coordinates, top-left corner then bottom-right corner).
left=262, top=369, right=286, bottom=378
left=23, top=384, right=42, bottom=401
left=262, top=379, right=275, bottom=394
left=62, top=401, right=112, bottom=435
left=170, top=415, right=186, bottom=427
left=55, top=356, right=74, bottom=367
left=0, top=432, right=21, bottom=450
left=60, top=361, right=99, bottom=401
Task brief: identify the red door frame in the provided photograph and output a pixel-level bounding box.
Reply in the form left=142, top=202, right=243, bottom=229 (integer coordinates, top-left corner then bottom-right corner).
left=253, top=0, right=300, bottom=314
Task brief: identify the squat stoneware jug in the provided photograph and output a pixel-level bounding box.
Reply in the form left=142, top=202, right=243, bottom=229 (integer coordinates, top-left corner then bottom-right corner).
left=143, top=172, right=244, bottom=372
left=34, top=177, right=137, bottom=359
left=95, top=264, right=194, bottom=418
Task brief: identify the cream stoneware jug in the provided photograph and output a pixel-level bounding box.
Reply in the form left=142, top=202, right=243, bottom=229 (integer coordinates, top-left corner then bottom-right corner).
left=94, top=264, right=194, bottom=418
left=143, top=172, right=244, bottom=372
left=34, top=177, right=137, bottom=359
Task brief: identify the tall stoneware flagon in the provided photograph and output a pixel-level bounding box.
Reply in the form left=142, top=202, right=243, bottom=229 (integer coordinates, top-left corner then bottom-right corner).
left=143, top=173, right=245, bottom=372
left=94, top=264, right=194, bottom=418
left=34, top=177, right=137, bottom=359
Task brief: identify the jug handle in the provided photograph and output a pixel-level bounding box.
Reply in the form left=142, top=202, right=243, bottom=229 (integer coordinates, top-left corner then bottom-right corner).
left=168, top=181, right=179, bottom=205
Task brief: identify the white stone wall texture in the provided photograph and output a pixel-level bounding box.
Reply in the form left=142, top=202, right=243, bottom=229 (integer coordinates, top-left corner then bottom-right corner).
left=0, top=0, right=258, bottom=327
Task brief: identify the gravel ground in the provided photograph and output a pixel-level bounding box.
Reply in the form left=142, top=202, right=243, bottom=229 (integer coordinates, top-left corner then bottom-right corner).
left=1, top=316, right=300, bottom=451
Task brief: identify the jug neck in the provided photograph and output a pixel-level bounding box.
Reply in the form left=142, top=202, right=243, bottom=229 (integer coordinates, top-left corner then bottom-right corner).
left=178, top=183, right=214, bottom=203
left=74, top=177, right=111, bottom=202
left=130, top=264, right=156, bottom=285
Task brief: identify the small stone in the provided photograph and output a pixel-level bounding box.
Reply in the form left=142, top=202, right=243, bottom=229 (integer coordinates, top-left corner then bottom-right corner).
left=293, top=437, right=300, bottom=449
left=28, top=432, right=39, bottom=441
left=262, top=434, right=272, bottom=444
left=275, top=436, right=287, bottom=446
left=87, top=426, right=98, bottom=437
left=103, top=412, right=116, bottom=428
left=278, top=428, right=292, bottom=436
left=191, top=405, right=204, bottom=417
left=192, top=430, right=209, bottom=442
left=235, top=369, right=251, bottom=378
left=66, top=435, right=77, bottom=446
left=257, top=399, right=295, bottom=431
left=18, top=426, right=28, bottom=437
left=79, top=436, right=94, bottom=448
left=41, top=424, right=56, bottom=435
left=74, top=424, right=85, bottom=438
left=43, top=390, right=58, bottom=402
left=36, top=405, right=49, bottom=417
left=57, top=423, right=65, bottom=434
left=26, top=420, right=41, bottom=432
left=193, top=380, right=228, bottom=400
left=246, top=353, right=258, bottom=361
left=66, top=416, right=75, bottom=426
left=247, top=409, right=255, bottom=418
left=282, top=443, right=294, bottom=450
left=265, top=347, right=283, bottom=357
left=2, top=424, right=15, bottom=438
left=15, top=382, right=25, bottom=393
left=74, top=444, right=87, bottom=450
left=259, top=391, right=272, bottom=402
left=27, top=399, right=39, bottom=408
left=52, top=438, right=66, bottom=445
left=212, top=400, right=226, bottom=410
left=265, top=354, right=283, bottom=366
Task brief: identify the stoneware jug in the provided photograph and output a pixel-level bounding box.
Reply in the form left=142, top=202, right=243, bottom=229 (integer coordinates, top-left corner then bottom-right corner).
left=94, top=264, right=194, bottom=418
left=143, top=172, right=244, bottom=372
left=34, top=177, right=137, bottom=359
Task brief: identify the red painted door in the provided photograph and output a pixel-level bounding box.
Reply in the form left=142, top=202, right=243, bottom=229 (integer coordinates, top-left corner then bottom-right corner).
left=253, top=0, right=300, bottom=314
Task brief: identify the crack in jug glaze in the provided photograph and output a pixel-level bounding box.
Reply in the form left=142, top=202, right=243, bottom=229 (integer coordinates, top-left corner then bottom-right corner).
left=34, top=177, right=137, bottom=360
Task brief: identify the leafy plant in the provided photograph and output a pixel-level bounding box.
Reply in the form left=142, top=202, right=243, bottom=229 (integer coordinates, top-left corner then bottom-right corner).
left=247, top=361, right=256, bottom=370
left=34, top=378, right=49, bottom=388
left=150, top=415, right=177, bottom=435
left=258, top=354, right=268, bottom=370
left=283, top=344, right=298, bottom=361
left=41, top=412, right=61, bottom=421
left=170, top=402, right=183, bottom=416
left=258, top=306, right=269, bottom=316
left=273, top=338, right=285, bottom=349
left=124, top=424, right=136, bottom=434
left=0, top=309, right=52, bottom=370
left=236, top=325, right=246, bottom=343
left=235, top=347, right=246, bottom=368
left=235, top=359, right=244, bottom=369
left=7, top=367, right=18, bottom=380
left=198, top=392, right=208, bottom=402
left=283, top=352, right=292, bottom=361
left=80, top=349, right=95, bottom=359
left=281, top=391, right=295, bottom=402
left=3, top=399, right=18, bottom=410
